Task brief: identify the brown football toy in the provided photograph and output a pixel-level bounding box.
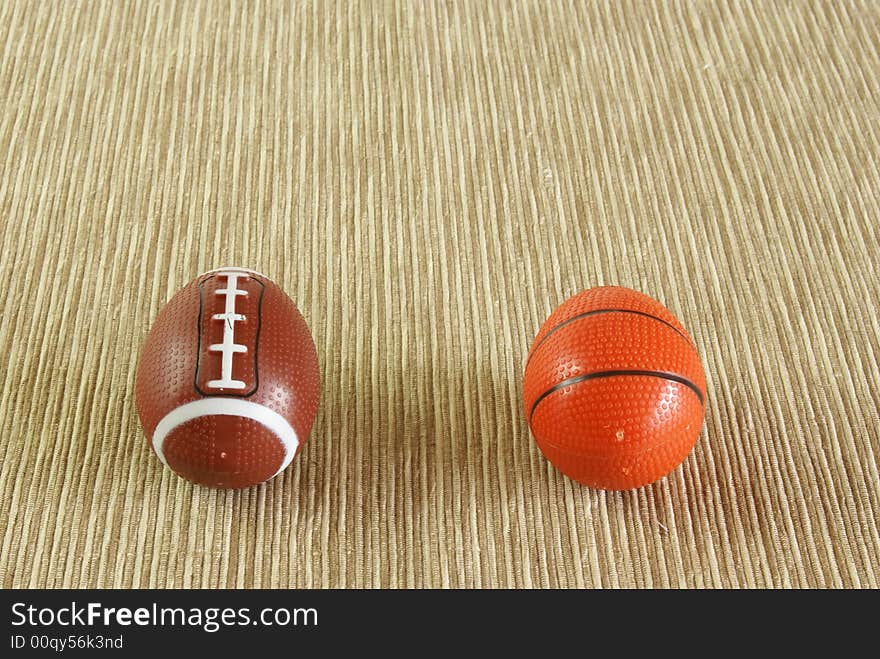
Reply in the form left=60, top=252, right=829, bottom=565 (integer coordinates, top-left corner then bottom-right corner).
left=135, top=267, right=320, bottom=488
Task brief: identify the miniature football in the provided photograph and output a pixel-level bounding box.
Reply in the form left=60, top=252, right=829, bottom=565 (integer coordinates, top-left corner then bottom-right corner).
left=135, top=267, right=320, bottom=488
left=523, top=286, right=706, bottom=490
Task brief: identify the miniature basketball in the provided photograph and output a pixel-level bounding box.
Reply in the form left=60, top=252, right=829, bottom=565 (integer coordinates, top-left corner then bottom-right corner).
left=523, top=286, right=706, bottom=490
left=135, top=267, right=320, bottom=488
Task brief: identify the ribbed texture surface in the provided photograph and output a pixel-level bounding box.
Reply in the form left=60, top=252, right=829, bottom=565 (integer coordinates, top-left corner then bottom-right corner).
left=1, top=1, right=878, bottom=588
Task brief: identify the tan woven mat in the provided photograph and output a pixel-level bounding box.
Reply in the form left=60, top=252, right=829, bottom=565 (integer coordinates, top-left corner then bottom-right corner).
left=1, top=1, right=878, bottom=588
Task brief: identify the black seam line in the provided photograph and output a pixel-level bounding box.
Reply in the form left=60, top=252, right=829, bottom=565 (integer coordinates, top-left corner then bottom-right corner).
left=529, top=369, right=705, bottom=423
left=526, top=308, right=693, bottom=367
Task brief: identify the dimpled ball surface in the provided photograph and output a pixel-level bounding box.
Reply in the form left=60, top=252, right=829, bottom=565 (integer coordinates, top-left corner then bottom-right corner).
left=523, top=286, right=706, bottom=490
left=135, top=268, right=320, bottom=488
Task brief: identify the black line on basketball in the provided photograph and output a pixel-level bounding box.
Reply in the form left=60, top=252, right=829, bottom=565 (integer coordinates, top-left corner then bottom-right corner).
left=529, top=369, right=705, bottom=423
left=526, top=308, right=693, bottom=367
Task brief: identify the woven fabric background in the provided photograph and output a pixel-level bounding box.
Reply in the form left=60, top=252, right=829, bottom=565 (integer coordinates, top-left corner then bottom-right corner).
left=1, top=1, right=878, bottom=588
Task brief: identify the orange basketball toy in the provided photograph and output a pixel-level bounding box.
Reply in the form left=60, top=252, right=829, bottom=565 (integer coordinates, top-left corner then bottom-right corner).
left=523, top=286, right=706, bottom=490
